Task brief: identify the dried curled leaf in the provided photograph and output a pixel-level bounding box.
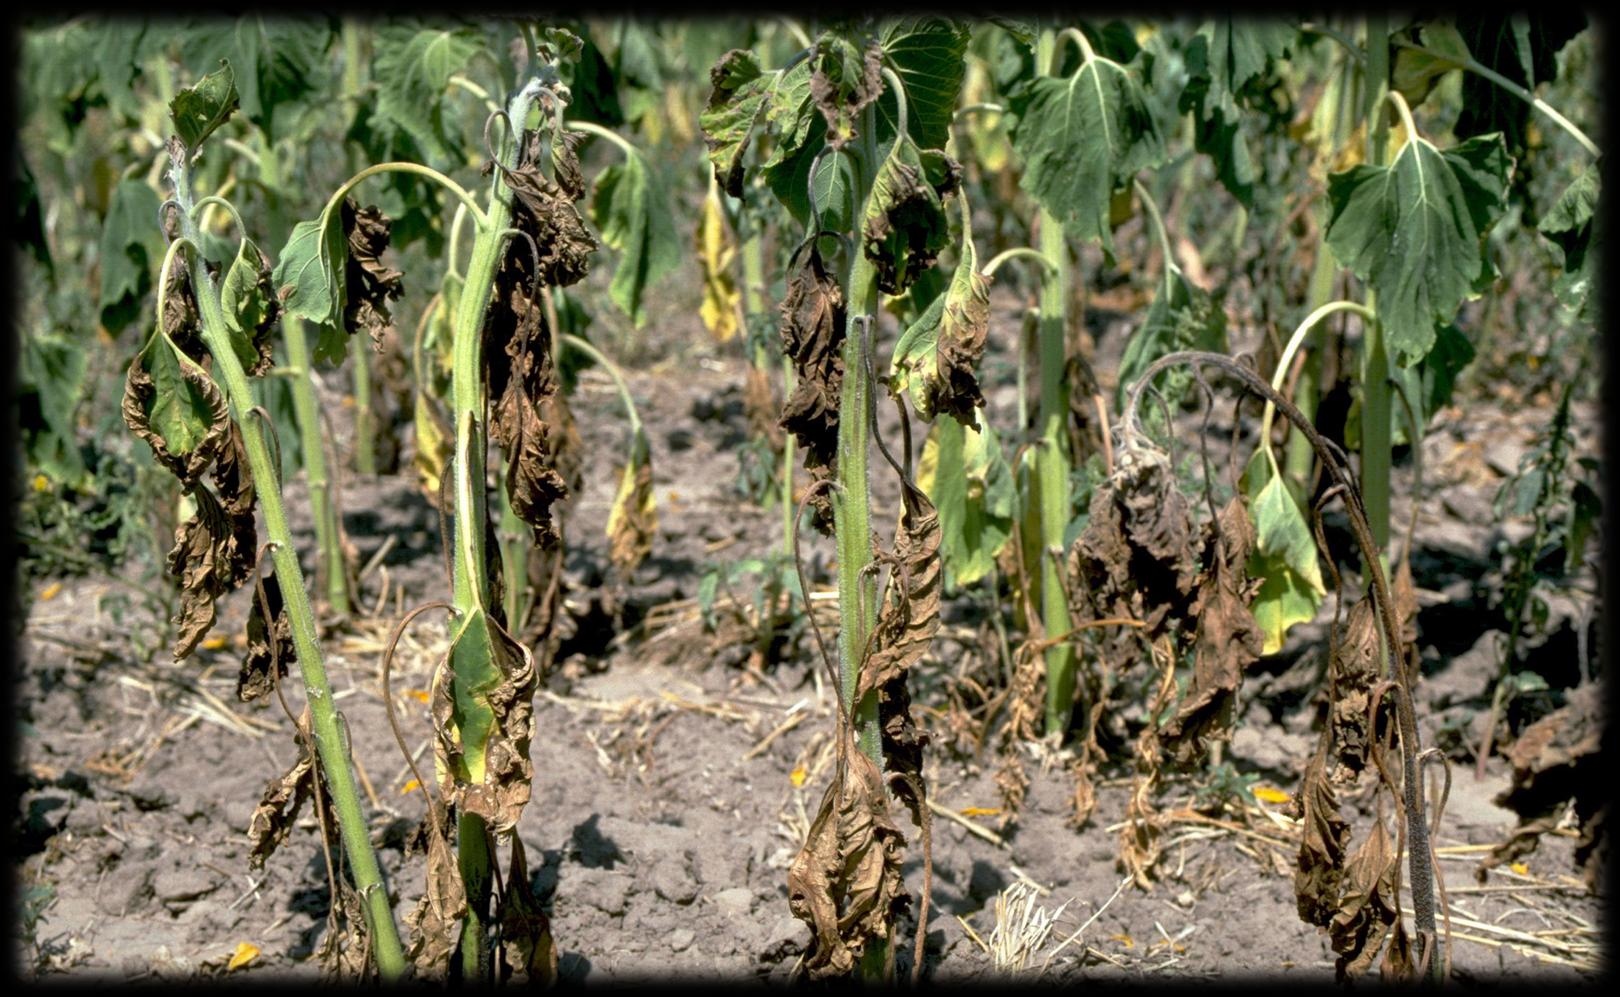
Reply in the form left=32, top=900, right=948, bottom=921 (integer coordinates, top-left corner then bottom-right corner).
left=810, top=36, right=883, bottom=150
left=247, top=729, right=331, bottom=870
left=165, top=484, right=256, bottom=660
left=318, top=880, right=374, bottom=981
left=890, top=216, right=990, bottom=427
left=777, top=245, right=846, bottom=533
left=1067, top=453, right=1200, bottom=647
left=700, top=48, right=776, bottom=197
left=858, top=494, right=942, bottom=698
left=496, top=128, right=597, bottom=287
left=1291, top=750, right=1350, bottom=928
left=1328, top=598, right=1383, bottom=775
left=404, top=801, right=467, bottom=978
left=606, top=429, right=656, bottom=576
left=788, top=750, right=909, bottom=980
left=861, top=137, right=956, bottom=295
left=1160, top=497, right=1263, bottom=766
left=495, top=837, right=559, bottom=984
left=339, top=198, right=405, bottom=349
left=240, top=572, right=294, bottom=702
left=1329, top=815, right=1401, bottom=980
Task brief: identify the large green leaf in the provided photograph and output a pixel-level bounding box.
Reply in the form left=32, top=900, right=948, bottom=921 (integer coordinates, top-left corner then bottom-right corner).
left=919, top=417, right=1014, bottom=589
left=1323, top=131, right=1509, bottom=367
left=371, top=25, right=483, bottom=164
left=1009, top=48, right=1166, bottom=252
left=230, top=18, right=332, bottom=143
left=1242, top=451, right=1325, bottom=655
left=890, top=210, right=988, bottom=425
left=98, top=178, right=165, bottom=331
left=447, top=608, right=506, bottom=783
left=169, top=60, right=239, bottom=153
left=810, top=149, right=857, bottom=232
left=762, top=58, right=817, bottom=170
left=20, top=332, right=88, bottom=486
left=590, top=151, right=679, bottom=328
left=698, top=49, right=779, bottom=197
left=876, top=17, right=971, bottom=151
left=1179, top=19, right=1292, bottom=206
left=1539, top=165, right=1598, bottom=319
left=272, top=214, right=347, bottom=328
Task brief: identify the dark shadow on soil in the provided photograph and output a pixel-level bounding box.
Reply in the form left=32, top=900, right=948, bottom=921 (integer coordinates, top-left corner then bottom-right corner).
left=569, top=814, right=625, bottom=869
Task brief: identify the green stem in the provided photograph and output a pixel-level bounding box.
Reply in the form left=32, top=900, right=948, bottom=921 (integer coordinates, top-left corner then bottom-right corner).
left=167, top=161, right=401, bottom=979
left=1131, top=177, right=1177, bottom=299
left=566, top=119, right=639, bottom=159
left=981, top=246, right=1057, bottom=280
left=284, top=316, right=353, bottom=616
left=1391, top=41, right=1600, bottom=157
left=560, top=333, right=644, bottom=436
left=1035, top=27, right=1076, bottom=738
left=350, top=336, right=377, bottom=476
left=1259, top=301, right=1376, bottom=471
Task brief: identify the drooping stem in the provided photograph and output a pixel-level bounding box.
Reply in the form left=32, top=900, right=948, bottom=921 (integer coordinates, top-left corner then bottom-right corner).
left=1122, top=349, right=1441, bottom=980
left=1260, top=301, right=1376, bottom=471
left=1132, top=177, right=1178, bottom=299
left=981, top=246, right=1057, bottom=280
left=166, top=158, right=403, bottom=979
left=1034, top=27, right=1077, bottom=737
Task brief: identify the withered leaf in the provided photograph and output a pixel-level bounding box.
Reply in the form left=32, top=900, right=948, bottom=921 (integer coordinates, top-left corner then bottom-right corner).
left=404, top=800, right=468, bottom=978
left=777, top=245, right=845, bottom=534
left=247, top=731, right=331, bottom=870
left=1329, top=816, right=1401, bottom=980
left=497, top=128, right=598, bottom=288
left=1291, top=751, right=1351, bottom=927
left=861, top=137, right=954, bottom=296
left=339, top=198, right=404, bottom=349
left=858, top=494, right=943, bottom=700
left=1067, top=453, right=1200, bottom=642
left=788, top=750, right=909, bottom=980
left=318, top=880, right=374, bottom=981
left=495, top=836, right=558, bottom=984
left=810, top=36, right=883, bottom=151
left=606, top=430, right=656, bottom=576
left=166, top=484, right=256, bottom=660
left=1161, top=497, right=1263, bottom=767
left=1328, top=598, right=1383, bottom=775
left=241, top=571, right=294, bottom=703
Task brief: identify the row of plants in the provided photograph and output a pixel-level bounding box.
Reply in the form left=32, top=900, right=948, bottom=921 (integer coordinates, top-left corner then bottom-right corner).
left=15, top=13, right=1599, bottom=982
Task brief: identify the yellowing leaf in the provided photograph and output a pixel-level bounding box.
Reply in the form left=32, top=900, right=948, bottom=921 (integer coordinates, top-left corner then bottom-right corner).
left=1252, top=785, right=1291, bottom=804
left=402, top=779, right=422, bottom=795
left=202, top=635, right=229, bottom=651
left=695, top=186, right=741, bottom=342
left=226, top=941, right=259, bottom=971
left=958, top=806, right=1002, bottom=817
left=39, top=582, right=62, bottom=602
left=790, top=765, right=808, bottom=787
left=1510, top=862, right=1529, bottom=875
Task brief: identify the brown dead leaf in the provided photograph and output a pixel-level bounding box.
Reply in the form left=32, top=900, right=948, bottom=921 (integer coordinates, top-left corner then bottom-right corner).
left=403, top=800, right=466, bottom=977
left=788, top=749, right=909, bottom=980
left=340, top=199, right=404, bottom=350
left=811, top=37, right=883, bottom=150
left=240, top=573, right=293, bottom=702
left=495, top=836, right=558, bottom=984
left=317, top=879, right=374, bottom=981
left=1291, top=750, right=1351, bottom=928
left=166, top=485, right=255, bottom=660
left=1329, top=815, right=1401, bottom=980
left=1328, top=599, right=1383, bottom=776
left=247, top=728, right=331, bottom=870
left=1161, top=497, right=1263, bottom=767
left=777, top=244, right=846, bottom=534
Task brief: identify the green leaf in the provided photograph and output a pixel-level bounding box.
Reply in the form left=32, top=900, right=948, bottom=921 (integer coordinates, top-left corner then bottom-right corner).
left=876, top=17, right=971, bottom=151
left=272, top=214, right=347, bottom=328
left=1116, top=270, right=1227, bottom=416
left=1388, top=323, right=1475, bottom=446
left=371, top=25, right=483, bottom=163
left=447, top=608, right=506, bottom=782
left=698, top=49, right=778, bottom=197
left=1392, top=21, right=1471, bottom=106
left=590, top=151, right=679, bottom=328
left=1010, top=48, right=1166, bottom=253
left=809, top=149, right=856, bottom=232
left=219, top=237, right=274, bottom=369
left=1323, top=131, right=1510, bottom=367
left=1243, top=451, right=1325, bottom=655
left=918, top=417, right=1014, bottom=589
left=861, top=135, right=952, bottom=295
left=143, top=337, right=223, bottom=462
left=230, top=18, right=332, bottom=144
left=762, top=58, right=817, bottom=170
left=98, top=178, right=165, bottom=331
left=169, top=60, right=239, bottom=153
left=1179, top=20, right=1292, bottom=206
left=890, top=212, right=988, bottom=425
left=20, top=332, right=89, bottom=486
left=810, top=33, right=881, bottom=150
left=1539, top=165, right=1598, bottom=318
